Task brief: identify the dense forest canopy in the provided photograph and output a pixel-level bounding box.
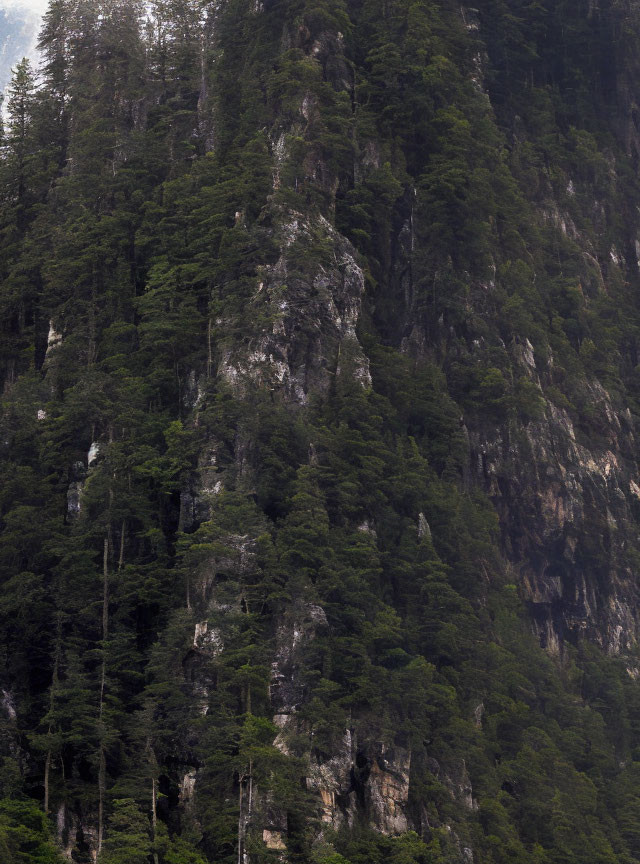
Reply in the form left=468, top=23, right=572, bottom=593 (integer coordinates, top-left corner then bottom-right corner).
left=5, top=0, right=640, bottom=862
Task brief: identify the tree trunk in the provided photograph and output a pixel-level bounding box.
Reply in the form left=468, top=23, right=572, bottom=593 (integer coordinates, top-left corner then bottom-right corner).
left=97, top=748, right=106, bottom=856
left=44, top=749, right=51, bottom=816
left=237, top=776, right=244, bottom=864
left=97, top=538, right=109, bottom=856
left=151, top=775, right=159, bottom=864
left=118, top=520, right=126, bottom=571
left=44, top=612, right=62, bottom=814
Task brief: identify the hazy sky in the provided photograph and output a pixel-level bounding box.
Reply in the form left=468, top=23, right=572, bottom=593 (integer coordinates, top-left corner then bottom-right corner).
left=1, top=0, right=47, bottom=13
left=0, top=0, right=46, bottom=94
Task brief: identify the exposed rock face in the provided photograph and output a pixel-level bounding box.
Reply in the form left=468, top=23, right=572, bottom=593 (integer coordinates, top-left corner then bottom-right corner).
left=180, top=11, right=379, bottom=833
left=426, top=757, right=476, bottom=813
left=219, top=211, right=370, bottom=404
left=268, top=598, right=417, bottom=838
left=387, top=171, right=640, bottom=658
left=364, top=745, right=412, bottom=834
left=307, top=730, right=354, bottom=827
left=1, top=689, right=16, bottom=722
left=470, top=347, right=640, bottom=655
left=271, top=599, right=329, bottom=715
left=307, top=742, right=411, bottom=835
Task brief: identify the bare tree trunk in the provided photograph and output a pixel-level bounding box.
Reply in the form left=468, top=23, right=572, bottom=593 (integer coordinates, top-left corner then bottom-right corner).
left=146, top=738, right=159, bottom=864
left=44, top=749, right=51, bottom=816
left=151, top=776, right=159, bottom=864
left=44, top=612, right=62, bottom=814
left=101, top=538, right=109, bottom=656
left=97, top=538, right=109, bottom=856
left=118, top=520, right=126, bottom=571
left=98, top=749, right=106, bottom=856
left=237, top=776, right=244, bottom=864
left=88, top=274, right=97, bottom=367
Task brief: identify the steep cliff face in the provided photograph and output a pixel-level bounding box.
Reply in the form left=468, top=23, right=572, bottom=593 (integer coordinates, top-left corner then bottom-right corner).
left=354, top=0, right=640, bottom=659
left=473, top=372, right=640, bottom=656
left=218, top=210, right=370, bottom=403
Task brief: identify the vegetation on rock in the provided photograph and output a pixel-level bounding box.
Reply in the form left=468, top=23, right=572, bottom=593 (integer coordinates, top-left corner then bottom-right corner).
left=3, top=0, right=640, bottom=862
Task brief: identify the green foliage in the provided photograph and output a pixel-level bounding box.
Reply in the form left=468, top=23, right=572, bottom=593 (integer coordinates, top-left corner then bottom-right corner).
left=100, top=799, right=152, bottom=864
left=0, top=800, right=63, bottom=863
left=2, top=1, right=640, bottom=863
left=332, top=829, right=447, bottom=864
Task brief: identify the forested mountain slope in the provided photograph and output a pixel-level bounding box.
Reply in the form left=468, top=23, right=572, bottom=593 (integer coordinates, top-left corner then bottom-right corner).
left=4, top=1, right=640, bottom=862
